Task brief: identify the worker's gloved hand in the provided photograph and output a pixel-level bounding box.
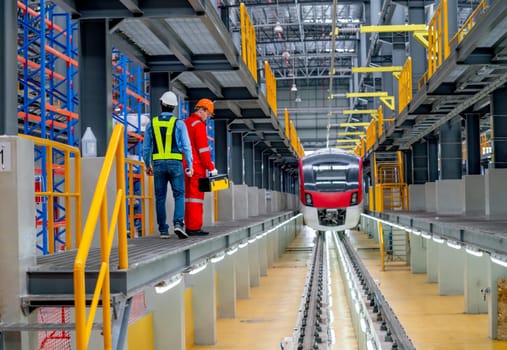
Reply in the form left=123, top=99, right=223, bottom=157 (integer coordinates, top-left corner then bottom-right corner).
left=209, top=169, right=218, bottom=176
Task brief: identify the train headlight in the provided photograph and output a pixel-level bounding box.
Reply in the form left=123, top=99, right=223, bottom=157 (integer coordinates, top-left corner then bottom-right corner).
left=350, top=192, right=358, bottom=205
left=305, top=193, right=313, bottom=206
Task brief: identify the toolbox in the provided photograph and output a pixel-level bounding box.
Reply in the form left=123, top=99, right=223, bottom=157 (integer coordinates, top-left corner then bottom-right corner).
left=198, top=174, right=230, bottom=192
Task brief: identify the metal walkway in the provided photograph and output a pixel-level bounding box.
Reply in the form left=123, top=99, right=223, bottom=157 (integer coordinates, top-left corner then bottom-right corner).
left=377, top=0, right=507, bottom=150
left=25, top=211, right=295, bottom=306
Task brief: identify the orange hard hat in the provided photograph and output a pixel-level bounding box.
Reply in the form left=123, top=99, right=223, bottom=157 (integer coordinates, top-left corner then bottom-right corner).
left=195, top=98, right=214, bottom=115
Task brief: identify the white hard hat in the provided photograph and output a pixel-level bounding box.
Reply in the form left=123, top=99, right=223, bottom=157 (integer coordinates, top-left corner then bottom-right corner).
left=160, top=91, right=178, bottom=107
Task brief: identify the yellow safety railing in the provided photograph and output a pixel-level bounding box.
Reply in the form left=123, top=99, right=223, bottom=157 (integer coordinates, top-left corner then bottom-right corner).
left=371, top=151, right=409, bottom=212
left=398, top=57, right=413, bottom=113
left=480, top=131, right=492, bottom=156
left=240, top=3, right=258, bottom=82
left=290, top=120, right=297, bottom=152
left=418, top=72, right=428, bottom=90
left=74, top=124, right=128, bottom=350
left=19, top=134, right=82, bottom=252
left=377, top=105, right=384, bottom=137
left=368, top=187, right=374, bottom=211
left=427, top=0, right=449, bottom=80
left=126, top=158, right=154, bottom=237
left=297, top=138, right=304, bottom=158
left=284, top=108, right=290, bottom=140
left=264, top=61, right=277, bottom=117
left=450, top=0, right=486, bottom=47
left=354, top=137, right=365, bottom=158
left=365, top=120, right=377, bottom=152
left=378, top=221, right=385, bottom=271
left=283, top=108, right=304, bottom=158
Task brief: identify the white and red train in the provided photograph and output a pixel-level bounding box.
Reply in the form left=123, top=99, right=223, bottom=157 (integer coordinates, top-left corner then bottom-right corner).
left=299, top=148, right=363, bottom=232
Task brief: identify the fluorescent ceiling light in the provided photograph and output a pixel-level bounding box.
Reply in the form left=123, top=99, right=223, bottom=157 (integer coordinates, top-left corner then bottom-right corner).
left=421, top=232, right=431, bottom=239
left=226, top=247, right=238, bottom=255
left=189, top=262, right=208, bottom=275
left=154, top=274, right=182, bottom=294
left=447, top=241, right=462, bottom=250
left=491, top=256, right=507, bottom=268
left=432, top=236, right=445, bottom=244
left=465, top=247, right=483, bottom=257
left=210, top=253, right=225, bottom=263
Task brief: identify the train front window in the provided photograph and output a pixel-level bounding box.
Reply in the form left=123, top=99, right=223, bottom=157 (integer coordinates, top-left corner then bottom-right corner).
left=303, top=156, right=359, bottom=192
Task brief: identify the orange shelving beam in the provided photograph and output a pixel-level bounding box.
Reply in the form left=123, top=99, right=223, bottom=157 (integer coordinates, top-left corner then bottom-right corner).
left=18, top=111, right=69, bottom=129
left=18, top=55, right=66, bottom=81
left=17, top=1, right=65, bottom=34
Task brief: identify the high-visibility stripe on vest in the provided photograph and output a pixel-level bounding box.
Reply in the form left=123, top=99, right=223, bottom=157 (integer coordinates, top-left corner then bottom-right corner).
left=151, top=116, right=183, bottom=161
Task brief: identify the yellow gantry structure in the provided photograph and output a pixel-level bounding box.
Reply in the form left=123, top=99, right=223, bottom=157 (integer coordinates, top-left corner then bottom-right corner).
left=360, top=24, right=427, bottom=33
left=345, top=91, right=388, bottom=98
left=339, top=122, right=370, bottom=127
left=352, top=66, right=403, bottom=73
left=379, top=96, right=395, bottom=111
left=336, top=139, right=361, bottom=144
left=343, top=109, right=378, bottom=115
left=338, top=131, right=365, bottom=136
left=345, top=92, right=396, bottom=111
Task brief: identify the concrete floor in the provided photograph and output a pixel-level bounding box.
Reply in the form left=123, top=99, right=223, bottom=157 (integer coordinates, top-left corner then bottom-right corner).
left=350, top=229, right=507, bottom=350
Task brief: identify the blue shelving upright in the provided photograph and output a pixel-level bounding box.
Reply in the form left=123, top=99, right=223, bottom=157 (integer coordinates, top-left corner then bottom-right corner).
left=112, top=49, right=150, bottom=236
left=17, top=0, right=79, bottom=255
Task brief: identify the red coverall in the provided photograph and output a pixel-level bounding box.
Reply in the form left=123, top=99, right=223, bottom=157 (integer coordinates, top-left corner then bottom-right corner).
left=184, top=113, right=214, bottom=231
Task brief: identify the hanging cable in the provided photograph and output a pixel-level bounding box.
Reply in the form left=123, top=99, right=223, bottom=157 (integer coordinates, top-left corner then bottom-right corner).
left=326, top=0, right=339, bottom=148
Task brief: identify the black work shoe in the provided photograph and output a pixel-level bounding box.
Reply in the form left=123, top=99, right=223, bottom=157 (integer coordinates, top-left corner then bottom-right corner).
left=160, top=232, right=170, bottom=239
left=187, top=229, right=209, bottom=236
left=174, top=227, right=188, bottom=239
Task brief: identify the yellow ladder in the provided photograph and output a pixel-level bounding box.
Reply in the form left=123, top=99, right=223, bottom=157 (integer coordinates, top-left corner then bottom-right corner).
left=372, top=151, right=409, bottom=212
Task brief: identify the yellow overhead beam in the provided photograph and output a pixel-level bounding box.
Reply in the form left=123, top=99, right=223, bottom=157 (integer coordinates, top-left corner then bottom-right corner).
left=413, top=31, right=429, bottom=48
left=336, top=138, right=361, bottom=142
left=336, top=145, right=357, bottom=149
left=346, top=91, right=388, bottom=98
left=343, top=109, right=378, bottom=115
left=338, top=131, right=365, bottom=136
left=379, top=96, right=395, bottom=111
left=360, top=24, right=427, bottom=33
left=340, top=122, right=370, bottom=127
left=352, top=66, right=403, bottom=73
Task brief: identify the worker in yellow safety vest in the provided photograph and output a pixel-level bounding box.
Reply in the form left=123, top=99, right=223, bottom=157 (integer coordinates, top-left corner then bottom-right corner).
left=143, top=91, right=193, bottom=239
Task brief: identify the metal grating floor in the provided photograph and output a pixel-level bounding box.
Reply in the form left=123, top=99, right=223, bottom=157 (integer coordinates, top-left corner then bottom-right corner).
left=28, top=211, right=296, bottom=296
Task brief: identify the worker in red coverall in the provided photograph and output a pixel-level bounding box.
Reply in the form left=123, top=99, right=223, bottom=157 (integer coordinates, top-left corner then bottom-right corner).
left=184, top=98, right=218, bottom=236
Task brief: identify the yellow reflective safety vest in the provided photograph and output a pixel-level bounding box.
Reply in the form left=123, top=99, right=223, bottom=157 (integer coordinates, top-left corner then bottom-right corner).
left=151, top=116, right=183, bottom=161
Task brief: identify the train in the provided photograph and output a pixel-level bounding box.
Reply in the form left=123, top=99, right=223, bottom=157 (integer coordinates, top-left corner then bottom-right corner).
left=298, top=148, right=363, bottom=232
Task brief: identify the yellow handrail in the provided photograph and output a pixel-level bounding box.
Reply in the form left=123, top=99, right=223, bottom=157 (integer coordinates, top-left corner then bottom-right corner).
left=125, top=158, right=154, bottom=237
left=378, top=221, right=385, bottom=271
left=240, top=3, right=258, bottom=82
left=19, top=134, right=82, bottom=252
left=427, top=0, right=449, bottom=80
left=450, top=0, right=486, bottom=46
left=398, top=57, right=413, bottom=114
left=74, top=124, right=128, bottom=350
left=264, top=61, right=277, bottom=117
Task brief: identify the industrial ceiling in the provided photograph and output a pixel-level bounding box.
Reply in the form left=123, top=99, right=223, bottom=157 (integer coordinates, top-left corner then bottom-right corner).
left=223, top=0, right=486, bottom=151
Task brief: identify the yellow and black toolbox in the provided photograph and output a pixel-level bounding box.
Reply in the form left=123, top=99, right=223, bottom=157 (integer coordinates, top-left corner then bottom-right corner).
left=198, top=174, right=230, bottom=192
